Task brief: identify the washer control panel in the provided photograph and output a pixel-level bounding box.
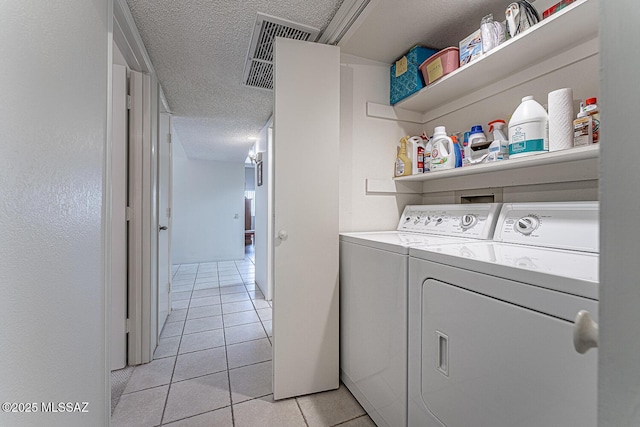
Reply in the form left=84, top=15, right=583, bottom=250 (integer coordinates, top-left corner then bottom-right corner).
left=494, top=202, right=599, bottom=252
left=397, top=204, right=502, bottom=240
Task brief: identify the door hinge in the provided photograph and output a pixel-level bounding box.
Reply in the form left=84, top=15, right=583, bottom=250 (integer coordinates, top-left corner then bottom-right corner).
left=167, top=133, right=172, bottom=144
left=126, top=206, right=133, bottom=221
left=127, top=95, right=132, bottom=110
left=166, top=207, right=171, bottom=219
left=125, top=318, right=131, bottom=333
left=168, top=281, right=172, bottom=293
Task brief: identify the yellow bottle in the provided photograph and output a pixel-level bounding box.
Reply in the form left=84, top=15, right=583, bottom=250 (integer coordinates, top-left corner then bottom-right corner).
left=395, top=136, right=412, bottom=177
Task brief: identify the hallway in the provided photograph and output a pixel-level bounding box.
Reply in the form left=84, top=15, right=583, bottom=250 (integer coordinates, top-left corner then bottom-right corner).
left=111, top=249, right=374, bottom=426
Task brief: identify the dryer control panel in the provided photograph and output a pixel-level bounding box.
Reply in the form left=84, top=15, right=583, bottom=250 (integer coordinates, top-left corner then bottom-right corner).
left=397, top=204, right=502, bottom=240
left=494, top=202, right=599, bottom=253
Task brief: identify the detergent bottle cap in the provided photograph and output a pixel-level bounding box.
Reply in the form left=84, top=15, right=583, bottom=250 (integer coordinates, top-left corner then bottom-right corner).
left=586, top=97, right=597, bottom=105
left=470, top=125, right=484, bottom=134
left=433, top=126, right=447, bottom=136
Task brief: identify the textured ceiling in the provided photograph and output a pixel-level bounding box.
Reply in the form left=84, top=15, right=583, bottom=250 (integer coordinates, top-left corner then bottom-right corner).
left=125, top=0, right=538, bottom=162
left=126, top=0, right=344, bottom=162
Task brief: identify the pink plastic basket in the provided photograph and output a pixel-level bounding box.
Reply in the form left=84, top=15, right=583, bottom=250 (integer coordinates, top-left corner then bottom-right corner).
left=418, top=47, right=460, bottom=85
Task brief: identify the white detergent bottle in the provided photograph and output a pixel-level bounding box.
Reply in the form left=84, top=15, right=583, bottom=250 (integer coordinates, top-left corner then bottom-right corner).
left=407, top=136, right=425, bottom=174
left=509, top=95, right=549, bottom=158
left=430, top=126, right=457, bottom=171
left=487, top=119, right=508, bottom=161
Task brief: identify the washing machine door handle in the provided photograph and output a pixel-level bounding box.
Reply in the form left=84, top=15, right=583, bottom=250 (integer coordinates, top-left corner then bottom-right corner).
left=573, top=310, right=599, bottom=354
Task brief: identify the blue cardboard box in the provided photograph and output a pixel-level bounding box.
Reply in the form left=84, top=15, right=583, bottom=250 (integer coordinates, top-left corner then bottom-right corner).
left=390, top=46, right=438, bottom=105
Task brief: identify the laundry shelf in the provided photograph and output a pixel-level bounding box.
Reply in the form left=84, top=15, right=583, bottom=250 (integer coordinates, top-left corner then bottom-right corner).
left=393, top=0, right=598, bottom=118
left=389, top=144, right=599, bottom=193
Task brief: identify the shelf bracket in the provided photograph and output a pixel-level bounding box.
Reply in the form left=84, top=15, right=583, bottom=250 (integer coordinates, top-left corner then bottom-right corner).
left=365, top=178, right=421, bottom=194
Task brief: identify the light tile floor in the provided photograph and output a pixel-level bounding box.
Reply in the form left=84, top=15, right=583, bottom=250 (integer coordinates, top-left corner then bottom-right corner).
left=112, top=248, right=374, bottom=427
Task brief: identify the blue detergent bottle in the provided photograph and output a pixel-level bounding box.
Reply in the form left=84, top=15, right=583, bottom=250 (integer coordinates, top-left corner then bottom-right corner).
left=451, top=135, right=463, bottom=168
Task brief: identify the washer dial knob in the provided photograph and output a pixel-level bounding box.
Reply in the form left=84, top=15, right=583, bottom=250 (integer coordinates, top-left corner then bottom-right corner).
left=460, top=214, right=477, bottom=230
left=515, top=216, right=539, bottom=235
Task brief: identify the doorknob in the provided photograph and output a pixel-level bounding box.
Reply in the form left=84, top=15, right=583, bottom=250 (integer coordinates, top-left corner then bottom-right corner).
left=573, top=310, right=599, bottom=354
left=278, top=230, right=288, bottom=240
left=159, top=225, right=168, bottom=231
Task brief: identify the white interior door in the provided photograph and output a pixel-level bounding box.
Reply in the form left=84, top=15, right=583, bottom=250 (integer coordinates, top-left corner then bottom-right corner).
left=157, top=112, right=172, bottom=335
left=272, top=38, right=340, bottom=400
left=111, top=63, right=128, bottom=370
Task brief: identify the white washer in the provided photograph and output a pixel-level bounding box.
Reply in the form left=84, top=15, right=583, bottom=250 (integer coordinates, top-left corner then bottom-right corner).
left=408, top=202, right=599, bottom=427
left=340, top=204, right=502, bottom=427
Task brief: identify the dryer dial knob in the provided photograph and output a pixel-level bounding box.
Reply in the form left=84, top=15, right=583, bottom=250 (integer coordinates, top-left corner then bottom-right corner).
left=460, top=214, right=477, bottom=230
left=515, top=216, right=539, bottom=235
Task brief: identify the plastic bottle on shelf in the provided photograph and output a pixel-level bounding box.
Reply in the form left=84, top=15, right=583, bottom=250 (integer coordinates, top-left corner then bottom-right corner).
left=451, top=135, right=463, bottom=168
left=462, top=131, right=470, bottom=161
left=487, top=119, right=508, bottom=161
left=407, top=136, right=425, bottom=174
left=464, top=125, right=487, bottom=166
left=584, top=97, right=599, bottom=144
left=422, top=132, right=432, bottom=173
left=573, top=102, right=593, bottom=147
left=508, top=95, right=549, bottom=158
left=430, top=126, right=457, bottom=171
left=395, top=136, right=412, bottom=177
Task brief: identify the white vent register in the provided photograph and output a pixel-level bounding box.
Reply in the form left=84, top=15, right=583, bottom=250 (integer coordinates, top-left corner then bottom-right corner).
left=242, top=13, right=319, bottom=90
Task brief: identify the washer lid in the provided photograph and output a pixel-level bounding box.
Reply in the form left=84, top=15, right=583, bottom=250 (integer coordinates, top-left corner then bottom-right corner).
left=340, top=231, right=411, bottom=254
left=339, top=231, right=484, bottom=254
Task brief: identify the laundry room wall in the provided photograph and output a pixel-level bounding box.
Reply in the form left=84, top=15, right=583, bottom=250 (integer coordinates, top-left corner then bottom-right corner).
left=419, top=41, right=600, bottom=205
left=339, top=39, right=600, bottom=213
left=172, top=135, right=245, bottom=263
left=339, top=54, right=424, bottom=232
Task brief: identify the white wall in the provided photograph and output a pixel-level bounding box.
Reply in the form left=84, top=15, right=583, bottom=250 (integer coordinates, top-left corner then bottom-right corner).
left=172, top=144, right=245, bottom=263
left=339, top=54, right=424, bottom=232
left=0, top=1, right=109, bottom=426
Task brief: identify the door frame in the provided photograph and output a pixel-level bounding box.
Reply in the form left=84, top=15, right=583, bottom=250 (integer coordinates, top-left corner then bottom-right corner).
left=113, top=0, right=170, bottom=365
left=157, top=112, right=173, bottom=337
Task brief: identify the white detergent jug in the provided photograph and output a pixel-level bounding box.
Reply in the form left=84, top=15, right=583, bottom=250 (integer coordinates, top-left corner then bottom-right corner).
left=509, top=96, right=549, bottom=158
left=430, top=126, right=457, bottom=171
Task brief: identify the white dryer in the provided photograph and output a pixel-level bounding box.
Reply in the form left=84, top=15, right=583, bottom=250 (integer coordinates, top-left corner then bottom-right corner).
left=340, top=204, right=502, bottom=427
left=408, top=202, right=599, bottom=427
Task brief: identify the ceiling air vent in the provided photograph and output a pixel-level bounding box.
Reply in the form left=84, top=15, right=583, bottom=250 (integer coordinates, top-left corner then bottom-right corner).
left=243, top=13, right=320, bottom=90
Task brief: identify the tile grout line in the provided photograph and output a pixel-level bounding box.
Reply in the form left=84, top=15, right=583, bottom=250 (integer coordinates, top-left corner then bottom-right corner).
left=220, top=261, right=237, bottom=427
left=331, top=415, right=371, bottom=426
left=295, top=397, right=311, bottom=427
